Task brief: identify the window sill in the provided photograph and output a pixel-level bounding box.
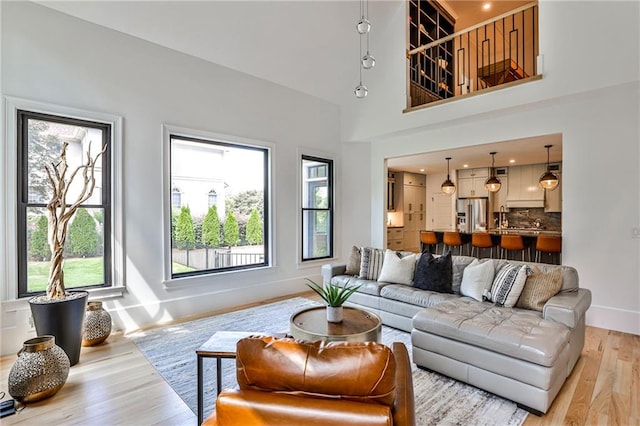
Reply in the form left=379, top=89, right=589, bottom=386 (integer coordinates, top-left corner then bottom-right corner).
left=162, top=265, right=273, bottom=290
left=2, top=286, right=126, bottom=312
left=297, top=257, right=338, bottom=270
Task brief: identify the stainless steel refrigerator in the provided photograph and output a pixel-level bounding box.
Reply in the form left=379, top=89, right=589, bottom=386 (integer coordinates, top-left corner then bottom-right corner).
left=456, top=198, right=488, bottom=233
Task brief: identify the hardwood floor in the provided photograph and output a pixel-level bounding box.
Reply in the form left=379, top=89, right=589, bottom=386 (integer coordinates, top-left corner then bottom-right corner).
left=1, top=331, right=195, bottom=425
left=1, top=297, right=638, bottom=425
left=523, top=327, right=640, bottom=426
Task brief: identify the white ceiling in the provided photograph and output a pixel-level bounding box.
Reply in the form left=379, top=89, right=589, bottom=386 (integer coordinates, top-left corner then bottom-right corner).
left=37, top=0, right=402, bottom=106
left=388, top=134, right=563, bottom=174
left=37, top=0, right=558, bottom=171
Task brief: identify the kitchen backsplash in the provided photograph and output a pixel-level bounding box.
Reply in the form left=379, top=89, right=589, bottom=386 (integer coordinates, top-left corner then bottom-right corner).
left=493, top=208, right=561, bottom=231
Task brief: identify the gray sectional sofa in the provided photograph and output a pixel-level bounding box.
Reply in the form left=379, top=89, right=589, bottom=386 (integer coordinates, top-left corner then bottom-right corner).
left=321, top=253, right=591, bottom=415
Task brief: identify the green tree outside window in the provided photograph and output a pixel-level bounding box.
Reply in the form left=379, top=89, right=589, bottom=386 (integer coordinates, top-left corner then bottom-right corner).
left=175, top=206, right=196, bottom=250
left=223, top=211, right=240, bottom=247
left=68, top=208, right=99, bottom=257
left=246, top=208, right=263, bottom=245
left=30, top=215, right=51, bottom=261
left=202, top=206, right=221, bottom=248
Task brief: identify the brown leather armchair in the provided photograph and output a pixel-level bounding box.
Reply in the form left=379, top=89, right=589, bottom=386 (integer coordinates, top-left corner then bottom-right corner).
left=203, top=336, right=415, bottom=426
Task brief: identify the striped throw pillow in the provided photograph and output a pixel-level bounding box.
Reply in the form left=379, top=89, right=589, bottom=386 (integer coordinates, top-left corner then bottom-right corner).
left=359, top=247, right=385, bottom=280
left=489, top=263, right=533, bottom=307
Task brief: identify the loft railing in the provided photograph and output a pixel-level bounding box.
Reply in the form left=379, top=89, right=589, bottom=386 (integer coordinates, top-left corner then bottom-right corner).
left=406, top=2, right=539, bottom=110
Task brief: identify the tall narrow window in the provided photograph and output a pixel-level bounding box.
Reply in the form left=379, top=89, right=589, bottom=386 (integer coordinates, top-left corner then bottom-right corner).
left=301, top=156, right=333, bottom=261
left=170, top=134, right=269, bottom=277
left=208, top=189, right=218, bottom=208
left=172, top=187, right=182, bottom=209
left=17, top=110, right=111, bottom=297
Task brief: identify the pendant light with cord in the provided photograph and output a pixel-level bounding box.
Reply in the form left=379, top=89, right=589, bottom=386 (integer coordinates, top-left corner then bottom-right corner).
left=441, top=157, right=456, bottom=194
left=539, top=145, right=559, bottom=190
left=354, top=0, right=375, bottom=98
left=485, top=151, right=502, bottom=192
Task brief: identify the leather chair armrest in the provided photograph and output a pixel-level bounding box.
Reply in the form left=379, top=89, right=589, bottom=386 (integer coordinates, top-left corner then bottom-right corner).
left=543, top=288, right=592, bottom=328
left=212, top=389, right=393, bottom=426
left=392, top=342, right=416, bottom=426
left=321, top=263, right=347, bottom=284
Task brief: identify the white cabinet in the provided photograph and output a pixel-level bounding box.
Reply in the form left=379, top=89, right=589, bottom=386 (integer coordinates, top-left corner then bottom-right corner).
left=402, top=172, right=426, bottom=187
left=403, top=213, right=423, bottom=252
left=386, top=227, right=404, bottom=250
left=400, top=172, right=426, bottom=252
left=457, top=168, right=489, bottom=198
left=544, top=171, right=562, bottom=212
left=507, top=164, right=546, bottom=206
left=403, top=185, right=425, bottom=213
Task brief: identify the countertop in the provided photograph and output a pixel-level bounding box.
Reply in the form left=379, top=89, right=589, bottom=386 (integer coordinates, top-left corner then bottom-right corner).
left=486, top=229, right=562, bottom=236
left=424, top=229, right=562, bottom=237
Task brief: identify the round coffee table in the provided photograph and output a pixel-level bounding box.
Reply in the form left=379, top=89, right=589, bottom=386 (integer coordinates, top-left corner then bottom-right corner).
left=289, top=306, right=381, bottom=342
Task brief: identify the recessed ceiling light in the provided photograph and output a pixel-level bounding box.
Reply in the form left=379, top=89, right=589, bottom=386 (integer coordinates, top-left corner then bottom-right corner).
left=463, top=164, right=469, bottom=168
left=419, top=168, right=425, bottom=172
left=482, top=3, right=491, bottom=10
left=509, top=159, right=516, bottom=163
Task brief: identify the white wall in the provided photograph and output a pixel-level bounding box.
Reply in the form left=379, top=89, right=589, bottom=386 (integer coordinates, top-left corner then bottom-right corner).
left=342, top=0, right=640, bottom=142
left=341, top=0, right=640, bottom=334
left=0, top=2, right=342, bottom=354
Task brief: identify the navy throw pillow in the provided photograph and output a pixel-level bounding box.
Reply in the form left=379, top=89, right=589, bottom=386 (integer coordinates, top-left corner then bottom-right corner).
left=414, top=251, right=453, bottom=293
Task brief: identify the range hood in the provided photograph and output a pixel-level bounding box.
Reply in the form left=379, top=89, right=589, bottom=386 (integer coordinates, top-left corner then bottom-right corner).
left=506, top=200, right=544, bottom=208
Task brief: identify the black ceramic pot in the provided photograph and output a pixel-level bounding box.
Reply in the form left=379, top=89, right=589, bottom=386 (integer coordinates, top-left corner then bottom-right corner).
left=29, top=291, right=88, bottom=366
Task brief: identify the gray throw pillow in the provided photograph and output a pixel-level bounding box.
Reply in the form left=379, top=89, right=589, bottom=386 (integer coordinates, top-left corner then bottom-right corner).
left=345, top=246, right=361, bottom=276
left=413, top=251, right=453, bottom=293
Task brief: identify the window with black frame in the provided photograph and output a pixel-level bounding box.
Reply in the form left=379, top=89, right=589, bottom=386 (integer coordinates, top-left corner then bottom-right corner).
left=17, top=110, right=112, bottom=297
left=169, top=135, right=269, bottom=277
left=301, top=156, right=333, bottom=261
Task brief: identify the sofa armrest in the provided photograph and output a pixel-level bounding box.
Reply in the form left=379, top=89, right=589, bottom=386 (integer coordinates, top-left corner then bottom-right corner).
left=321, top=263, right=347, bottom=284
left=211, top=389, right=393, bottom=426
left=543, top=288, right=592, bottom=328
left=392, top=342, right=416, bottom=426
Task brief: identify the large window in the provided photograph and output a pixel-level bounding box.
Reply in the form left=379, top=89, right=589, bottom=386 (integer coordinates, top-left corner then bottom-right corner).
left=301, top=156, right=333, bottom=261
left=17, top=110, right=111, bottom=297
left=169, top=134, right=269, bottom=277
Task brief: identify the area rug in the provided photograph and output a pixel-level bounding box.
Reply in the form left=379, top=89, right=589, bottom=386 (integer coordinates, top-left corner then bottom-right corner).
left=131, top=297, right=528, bottom=425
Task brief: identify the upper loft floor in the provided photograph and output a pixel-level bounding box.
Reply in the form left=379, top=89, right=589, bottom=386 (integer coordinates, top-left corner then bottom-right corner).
left=406, top=0, right=540, bottom=111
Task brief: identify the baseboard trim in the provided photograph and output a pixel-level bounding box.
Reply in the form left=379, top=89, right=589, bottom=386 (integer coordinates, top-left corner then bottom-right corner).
left=586, top=305, right=640, bottom=335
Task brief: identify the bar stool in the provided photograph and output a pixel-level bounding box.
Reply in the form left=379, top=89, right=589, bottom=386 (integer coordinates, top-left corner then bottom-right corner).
left=535, top=235, right=562, bottom=264
left=471, top=233, right=496, bottom=258
left=443, top=232, right=465, bottom=256
left=420, top=231, right=439, bottom=254
left=500, top=235, right=527, bottom=261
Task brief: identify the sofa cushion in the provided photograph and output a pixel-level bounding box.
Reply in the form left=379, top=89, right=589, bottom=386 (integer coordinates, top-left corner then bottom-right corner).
left=359, top=247, right=385, bottom=281
left=489, top=263, right=533, bottom=307
left=414, top=251, right=452, bottom=293
left=378, top=250, right=417, bottom=286
left=331, top=276, right=387, bottom=297
left=380, top=284, right=459, bottom=308
left=460, top=259, right=495, bottom=302
left=451, top=255, right=478, bottom=294
left=412, top=298, right=570, bottom=367
left=517, top=266, right=563, bottom=311
left=345, top=246, right=361, bottom=276
left=492, top=259, right=578, bottom=292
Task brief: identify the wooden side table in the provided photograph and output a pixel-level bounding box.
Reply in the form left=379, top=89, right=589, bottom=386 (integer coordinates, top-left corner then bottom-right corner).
left=289, top=306, right=382, bottom=343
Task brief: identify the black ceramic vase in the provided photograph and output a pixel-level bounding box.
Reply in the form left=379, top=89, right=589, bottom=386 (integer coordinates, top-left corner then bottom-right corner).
left=29, top=291, right=88, bottom=366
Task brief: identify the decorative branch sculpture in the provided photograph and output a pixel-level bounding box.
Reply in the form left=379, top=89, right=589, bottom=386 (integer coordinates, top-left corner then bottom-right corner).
left=44, top=141, right=106, bottom=299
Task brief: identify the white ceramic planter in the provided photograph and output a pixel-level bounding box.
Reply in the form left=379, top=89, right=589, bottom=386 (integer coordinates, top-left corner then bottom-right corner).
left=326, top=306, right=343, bottom=323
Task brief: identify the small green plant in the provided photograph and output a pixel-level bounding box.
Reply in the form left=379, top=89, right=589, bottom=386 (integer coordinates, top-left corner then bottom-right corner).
left=305, top=279, right=361, bottom=307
